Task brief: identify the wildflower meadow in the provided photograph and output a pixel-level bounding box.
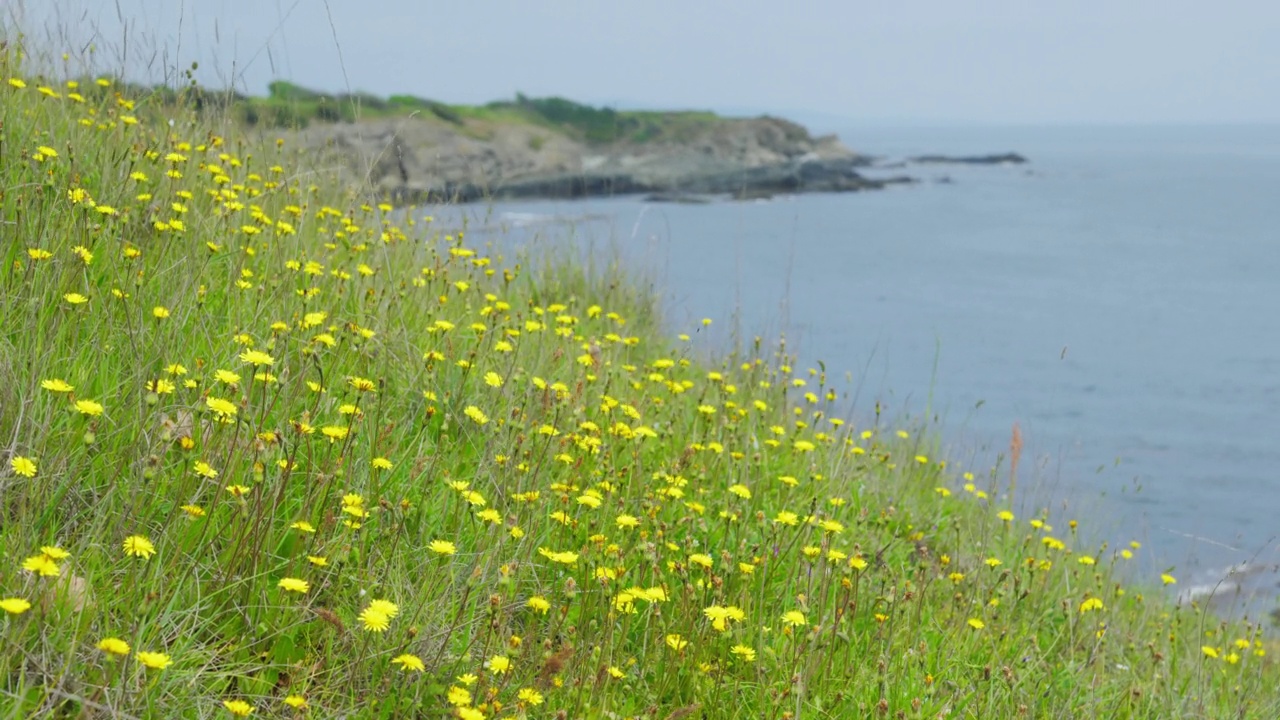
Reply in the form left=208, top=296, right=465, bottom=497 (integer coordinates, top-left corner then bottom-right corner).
left=1, top=48, right=1278, bottom=719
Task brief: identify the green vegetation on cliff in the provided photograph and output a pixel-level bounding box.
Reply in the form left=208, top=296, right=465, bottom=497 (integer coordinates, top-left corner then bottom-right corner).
left=1, top=51, right=1278, bottom=719
left=155, top=78, right=724, bottom=146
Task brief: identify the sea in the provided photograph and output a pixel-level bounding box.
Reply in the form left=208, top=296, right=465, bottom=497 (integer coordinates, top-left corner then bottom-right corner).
left=440, top=124, right=1280, bottom=620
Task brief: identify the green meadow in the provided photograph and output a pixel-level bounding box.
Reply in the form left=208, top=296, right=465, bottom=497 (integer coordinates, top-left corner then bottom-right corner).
left=1, top=48, right=1277, bottom=719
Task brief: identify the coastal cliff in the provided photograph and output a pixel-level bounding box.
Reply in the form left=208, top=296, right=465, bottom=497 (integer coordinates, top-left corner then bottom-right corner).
left=278, top=95, right=910, bottom=203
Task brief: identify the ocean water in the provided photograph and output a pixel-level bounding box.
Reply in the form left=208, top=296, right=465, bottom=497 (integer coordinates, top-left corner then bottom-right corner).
left=449, top=124, right=1280, bottom=614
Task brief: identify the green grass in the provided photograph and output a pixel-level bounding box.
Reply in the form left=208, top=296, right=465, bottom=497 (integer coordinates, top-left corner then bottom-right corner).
left=237, top=87, right=724, bottom=146
left=107, top=77, right=728, bottom=146
left=1, top=50, right=1279, bottom=720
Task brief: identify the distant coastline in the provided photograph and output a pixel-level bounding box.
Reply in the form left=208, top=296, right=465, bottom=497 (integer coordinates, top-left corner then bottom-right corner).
left=219, top=83, right=1024, bottom=204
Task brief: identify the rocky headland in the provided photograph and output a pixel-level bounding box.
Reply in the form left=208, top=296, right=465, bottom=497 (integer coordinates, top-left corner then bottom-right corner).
left=292, top=112, right=913, bottom=204
left=237, top=89, right=1021, bottom=204
left=264, top=92, right=921, bottom=203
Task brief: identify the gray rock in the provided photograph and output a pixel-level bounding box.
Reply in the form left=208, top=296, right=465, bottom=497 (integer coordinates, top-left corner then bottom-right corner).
left=908, top=153, right=1028, bottom=165
left=289, top=115, right=915, bottom=204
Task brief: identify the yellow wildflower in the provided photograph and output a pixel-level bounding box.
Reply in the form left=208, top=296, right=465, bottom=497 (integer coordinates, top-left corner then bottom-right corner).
left=392, top=653, right=425, bottom=672
left=136, top=651, right=172, bottom=670
left=277, top=577, right=310, bottom=593
left=97, top=637, right=130, bottom=655
left=122, top=535, right=156, bottom=559
left=0, top=598, right=32, bottom=615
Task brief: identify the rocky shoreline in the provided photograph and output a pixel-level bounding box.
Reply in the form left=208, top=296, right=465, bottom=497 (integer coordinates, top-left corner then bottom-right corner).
left=381, top=156, right=917, bottom=205
left=290, top=113, right=1014, bottom=204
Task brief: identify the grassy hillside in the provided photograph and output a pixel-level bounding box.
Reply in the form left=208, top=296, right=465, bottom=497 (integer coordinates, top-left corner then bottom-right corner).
left=1, top=53, right=1278, bottom=719
left=116, top=78, right=725, bottom=146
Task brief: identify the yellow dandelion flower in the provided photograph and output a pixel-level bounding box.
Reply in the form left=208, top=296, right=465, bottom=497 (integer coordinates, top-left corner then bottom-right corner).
left=135, top=651, right=172, bottom=670
left=446, top=685, right=472, bottom=707
left=368, top=599, right=399, bottom=618
left=517, top=687, right=544, bottom=705
left=537, top=547, right=579, bottom=564
left=41, top=379, right=74, bottom=393
left=22, top=555, right=60, bottom=577
left=348, top=376, right=376, bottom=392
left=526, top=596, right=551, bottom=613
left=222, top=699, right=254, bottom=716
left=97, top=637, right=130, bottom=655
left=1, top=598, right=32, bottom=615
left=74, top=399, right=104, bottom=416
left=321, top=425, right=349, bottom=441
left=9, top=456, right=36, bottom=477
left=358, top=607, right=390, bottom=632
left=206, top=397, right=237, bottom=417
left=392, top=653, right=425, bottom=672
left=781, top=610, right=807, bottom=627
left=429, top=539, right=457, bottom=556
left=967, top=618, right=985, bottom=630
left=122, top=535, right=156, bottom=559
left=239, top=350, right=274, bottom=366
left=730, top=644, right=756, bottom=662
left=283, top=696, right=307, bottom=709
left=488, top=655, right=511, bottom=674
left=665, top=633, right=688, bottom=651
left=277, top=577, right=310, bottom=593
left=703, top=605, right=745, bottom=631
left=214, top=369, right=241, bottom=385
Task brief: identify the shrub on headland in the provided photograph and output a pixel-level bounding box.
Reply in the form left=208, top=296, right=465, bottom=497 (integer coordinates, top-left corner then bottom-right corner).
left=1, top=48, right=1278, bottom=719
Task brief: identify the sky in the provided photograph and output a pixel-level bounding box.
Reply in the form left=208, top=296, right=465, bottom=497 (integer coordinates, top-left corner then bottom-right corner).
left=8, top=0, right=1280, bottom=125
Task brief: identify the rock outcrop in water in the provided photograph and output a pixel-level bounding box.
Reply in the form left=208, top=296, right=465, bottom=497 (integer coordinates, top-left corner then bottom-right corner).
left=908, top=152, right=1028, bottom=165
left=292, top=115, right=913, bottom=204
